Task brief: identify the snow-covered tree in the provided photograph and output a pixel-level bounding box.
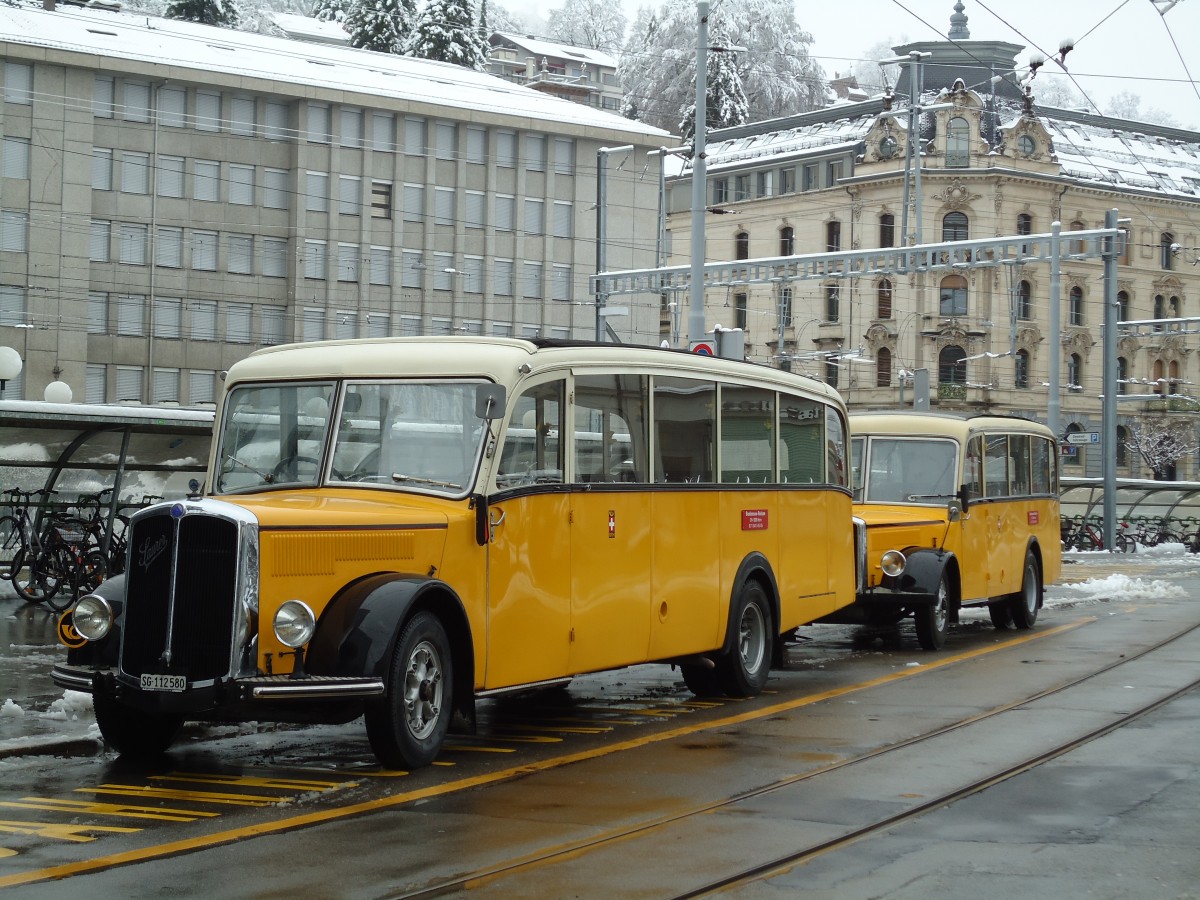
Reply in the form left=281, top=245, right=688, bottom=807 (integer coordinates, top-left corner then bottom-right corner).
left=312, top=0, right=353, bottom=23
left=1125, top=418, right=1200, bottom=480
left=409, top=0, right=489, bottom=70
left=678, top=14, right=748, bottom=144
left=620, top=0, right=825, bottom=134
left=165, top=0, right=240, bottom=27
left=344, top=0, right=413, bottom=54
left=1105, top=90, right=1179, bottom=128
left=850, top=39, right=902, bottom=96
left=547, top=0, right=627, bottom=52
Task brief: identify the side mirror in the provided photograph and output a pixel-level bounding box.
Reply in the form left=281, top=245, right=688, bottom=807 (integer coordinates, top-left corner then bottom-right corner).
left=475, top=385, right=506, bottom=421
left=946, top=498, right=962, bottom=522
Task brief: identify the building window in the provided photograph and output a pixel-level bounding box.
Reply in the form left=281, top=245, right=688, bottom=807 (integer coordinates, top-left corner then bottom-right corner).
left=1154, top=294, right=1166, bottom=331
left=826, top=220, right=841, bottom=252
left=778, top=287, right=792, bottom=327
left=229, top=164, right=254, bottom=206
left=263, top=169, right=288, bottom=209
left=825, top=360, right=839, bottom=388
left=778, top=167, right=795, bottom=194
left=1067, top=353, right=1082, bottom=390
left=939, top=345, right=966, bottom=384
left=4, top=62, right=33, bottom=105
left=194, top=160, right=220, bottom=202
left=191, top=230, right=217, bottom=271
left=0, top=210, right=28, bottom=252
left=939, top=274, right=968, bottom=317
left=735, top=231, right=749, bottom=260
left=735, top=292, right=748, bottom=330
left=1117, top=356, right=1128, bottom=394
left=877, top=279, right=893, bottom=319
left=879, top=213, right=895, bottom=248
left=1069, top=285, right=1084, bottom=326
left=825, top=283, right=839, bottom=322
left=1161, top=232, right=1176, bottom=270
left=734, top=174, right=750, bottom=201
left=1118, top=290, right=1130, bottom=322
left=1017, top=213, right=1033, bottom=235
left=876, top=347, right=892, bottom=387
left=1018, top=280, right=1032, bottom=319
left=228, top=235, right=253, bottom=274
left=1116, top=425, right=1128, bottom=466
left=826, top=159, right=843, bottom=184
left=1015, top=349, right=1030, bottom=388
left=118, top=223, right=148, bottom=265
left=779, top=226, right=794, bottom=256
left=339, top=176, right=361, bottom=215
left=942, top=211, right=968, bottom=242
left=802, top=164, right=818, bottom=191
left=946, top=117, right=970, bottom=167
left=371, top=181, right=393, bottom=219
left=712, top=178, right=728, bottom=204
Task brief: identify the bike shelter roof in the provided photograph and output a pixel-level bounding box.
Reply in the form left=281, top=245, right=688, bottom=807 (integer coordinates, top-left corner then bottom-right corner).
left=0, top=400, right=214, bottom=520
left=1061, top=476, right=1200, bottom=524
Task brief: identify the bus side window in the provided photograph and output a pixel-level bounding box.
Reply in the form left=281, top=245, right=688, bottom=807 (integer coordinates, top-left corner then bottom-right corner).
left=496, top=380, right=565, bottom=486
left=984, top=435, right=1010, bottom=498
left=653, top=376, right=715, bottom=483
left=779, top=395, right=824, bottom=484
left=964, top=436, right=984, bottom=500
left=1032, top=437, right=1052, bottom=494
left=573, top=373, right=648, bottom=483
left=720, top=386, right=775, bottom=483
left=825, top=408, right=848, bottom=487
left=1010, top=434, right=1032, bottom=496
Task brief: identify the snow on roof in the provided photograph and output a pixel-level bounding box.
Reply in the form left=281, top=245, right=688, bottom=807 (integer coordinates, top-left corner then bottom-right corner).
left=268, top=13, right=350, bottom=46
left=684, top=114, right=879, bottom=175
left=490, top=32, right=616, bottom=70
left=1044, top=117, right=1200, bottom=199
left=0, top=5, right=665, bottom=137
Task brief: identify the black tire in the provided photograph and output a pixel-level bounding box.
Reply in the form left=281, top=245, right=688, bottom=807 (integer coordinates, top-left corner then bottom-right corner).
left=1008, top=550, right=1041, bottom=630
left=988, top=601, right=1013, bottom=630
left=74, top=548, right=109, bottom=598
left=11, top=547, right=63, bottom=605
left=93, top=691, right=183, bottom=757
left=0, top=515, right=21, bottom=578
left=365, top=611, right=454, bottom=770
left=40, top=545, right=80, bottom=613
left=915, top=574, right=950, bottom=651
left=680, top=662, right=722, bottom=697
left=715, top=581, right=773, bottom=697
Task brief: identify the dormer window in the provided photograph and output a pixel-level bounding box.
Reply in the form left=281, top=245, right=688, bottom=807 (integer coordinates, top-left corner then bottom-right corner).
left=947, top=117, right=970, bottom=167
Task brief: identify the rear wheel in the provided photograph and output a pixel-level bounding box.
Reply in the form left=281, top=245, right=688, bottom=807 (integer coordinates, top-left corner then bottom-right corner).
left=680, top=662, right=722, bottom=697
left=365, top=611, right=453, bottom=770
left=93, top=691, right=183, bottom=757
left=915, top=574, right=950, bottom=651
left=1008, top=550, right=1041, bottom=629
left=11, top=547, right=63, bottom=605
left=715, top=581, right=773, bottom=697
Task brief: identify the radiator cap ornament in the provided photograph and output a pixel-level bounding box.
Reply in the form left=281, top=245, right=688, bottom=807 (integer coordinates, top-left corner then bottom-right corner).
left=170, top=502, right=187, bottom=519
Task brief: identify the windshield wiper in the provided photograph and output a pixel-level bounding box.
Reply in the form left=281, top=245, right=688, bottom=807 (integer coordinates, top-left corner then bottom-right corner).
left=223, top=453, right=275, bottom=485
left=391, top=473, right=461, bottom=489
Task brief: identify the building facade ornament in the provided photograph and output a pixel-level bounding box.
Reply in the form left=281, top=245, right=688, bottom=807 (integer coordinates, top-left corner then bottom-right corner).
left=933, top=179, right=982, bottom=211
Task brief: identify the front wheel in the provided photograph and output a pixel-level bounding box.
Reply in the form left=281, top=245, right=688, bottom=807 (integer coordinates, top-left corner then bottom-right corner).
left=915, top=574, right=950, bottom=651
left=1008, top=550, right=1041, bottom=629
left=365, top=611, right=454, bottom=770
left=93, top=691, right=183, bottom=757
left=715, top=581, right=773, bottom=697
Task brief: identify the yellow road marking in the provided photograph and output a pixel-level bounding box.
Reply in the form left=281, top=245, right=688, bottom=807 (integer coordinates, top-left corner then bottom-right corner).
left=152, top=773, right=353, bottom=792
left=442, top=744, right=517, bottom=754
left=0, top=619, right=1089, bottom=888
left=0, top=799, right=219, bottom=823
left=0, top=820, right=141, bottom=842
left=77, top=785, right=287, bottom=807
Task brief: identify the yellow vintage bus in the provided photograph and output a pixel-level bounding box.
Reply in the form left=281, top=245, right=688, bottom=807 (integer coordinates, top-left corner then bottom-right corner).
left=55, top=338, right=867, bottom=768
left=835, top=412, right=1061, bottom=650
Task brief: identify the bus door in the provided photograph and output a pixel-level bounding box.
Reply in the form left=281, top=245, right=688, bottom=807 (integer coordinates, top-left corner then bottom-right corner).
left=567, top=374, right=654, bottom=671
left=956, top=434, right=991, bottom=601
left=485, top=379, right=572, bottom=687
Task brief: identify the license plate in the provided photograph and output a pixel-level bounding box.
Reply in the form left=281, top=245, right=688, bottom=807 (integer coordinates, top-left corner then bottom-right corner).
left=140, top=673, right=186, bottom=692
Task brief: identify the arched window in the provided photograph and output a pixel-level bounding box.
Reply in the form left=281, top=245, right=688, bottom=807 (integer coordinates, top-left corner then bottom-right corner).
left=825, top=359, right=839, bottom=389
left=876, top=347, right=892, bottom=387
left=940, top=274, right=968, bottom=317
left=1064, top=423, right=1083, bottom=467
left=946, top=117, right=970, bottom=167
left=1116, top=425, right=1128, bottom=467
left=1118, top=290, right=1130, bottom=322
left=939, top=345, right=966, bottom=384
left=1169, top=360, right=1180, bottom=395
left=877, top=279, right=893, bottom=319
left=779, top=226, right=794, bottom=256
left=1067, top=353, right=1082, bottom=389
left=1018, top=280, right=1032, bottom=319
left=1015, top=349, right=1030, bottom=388
left=942, top=212, right=969, bottom=242
left=734, top=231, right=749, bottom=260
left=1161, top=232, right=1175, bottom=270
left=1153, top=358, right=1165, bottom=394
left=879, top=213, right=895, bottom=248
left=826, top=220, right=841, bottom=252
left=1016, top=213, right=1033, bottom=235
left=1118, top=356, right=1128, bottom=394
left=1069, top=285, right=1084, bottom=326
left=735, top=292, right=748, bottom=330
left=1170, top=295, right=1181, bottom=329
left=1069, top=220, right=1087, bottom=255
left=1154, top=294, right=1165, bottom=331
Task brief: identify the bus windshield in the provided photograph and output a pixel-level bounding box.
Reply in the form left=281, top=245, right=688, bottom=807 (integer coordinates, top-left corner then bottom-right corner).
left=860, top=437, right=958, bottom=504
left=215, top=380, right=488, bottom=496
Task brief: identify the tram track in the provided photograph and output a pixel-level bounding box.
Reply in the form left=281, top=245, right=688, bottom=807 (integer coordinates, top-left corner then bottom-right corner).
left=390, top=620, right=1200, bottom=899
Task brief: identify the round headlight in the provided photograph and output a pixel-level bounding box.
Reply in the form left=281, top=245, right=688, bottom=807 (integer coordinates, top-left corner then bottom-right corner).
left=273, top=600, right=316, bottom=649
left=72, top=594, right=114, bottom=641
left=880, top=549, right=906, bottom=578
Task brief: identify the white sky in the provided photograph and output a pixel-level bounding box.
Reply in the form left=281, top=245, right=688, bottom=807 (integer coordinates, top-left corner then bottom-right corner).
left=502, top=0, right=1200, bottom=129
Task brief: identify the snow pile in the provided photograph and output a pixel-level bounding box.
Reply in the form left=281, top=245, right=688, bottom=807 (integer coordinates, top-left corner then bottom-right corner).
left=1057, top=573, right=1187, bottom=602
left=0, top=699, right=24, bottom=717
left=43, top=691, right=94, bottom=722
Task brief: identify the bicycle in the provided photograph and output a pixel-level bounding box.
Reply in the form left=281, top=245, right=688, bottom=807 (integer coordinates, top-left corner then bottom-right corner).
left=2, top=488, right=107, bottom=611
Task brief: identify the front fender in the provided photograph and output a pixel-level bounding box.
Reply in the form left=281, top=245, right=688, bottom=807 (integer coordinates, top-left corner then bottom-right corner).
left=887, top=548, right=955, bottom=601
left=304, top=574, right=465, bottom=681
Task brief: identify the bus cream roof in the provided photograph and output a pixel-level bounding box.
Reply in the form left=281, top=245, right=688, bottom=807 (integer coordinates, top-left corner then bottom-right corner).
left=224, top=337, right=846, bottom=405
left=850, top=411, right=1054, bottom=440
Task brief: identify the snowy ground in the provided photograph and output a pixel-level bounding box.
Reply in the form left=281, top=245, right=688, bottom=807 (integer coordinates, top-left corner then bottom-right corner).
left=2, top=544, right=1197, bottom=757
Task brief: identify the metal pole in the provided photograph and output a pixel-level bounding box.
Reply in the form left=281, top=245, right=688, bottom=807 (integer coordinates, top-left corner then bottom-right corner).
left=1048, top=221, right=1062, bottom=439
left=900, top=60, right=914, bottom=250
left=1102, top=208, right=1119, bottom=550
left=688, top=0, right=710, bottom=346
left=595, top=144, right=633, bottom=342
left=913, top=53, right=926, bottom=247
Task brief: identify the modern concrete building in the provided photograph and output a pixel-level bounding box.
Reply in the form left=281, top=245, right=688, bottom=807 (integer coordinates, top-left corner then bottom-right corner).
left=0, top=4, right=667, bottom=405
left=487, top=33, right=622, bottom=113
left=664, top=7, right=1199, bottom=479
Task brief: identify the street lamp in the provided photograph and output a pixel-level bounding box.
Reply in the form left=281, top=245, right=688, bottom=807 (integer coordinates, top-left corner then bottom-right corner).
left=0, top=346, right=22, bottom=399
